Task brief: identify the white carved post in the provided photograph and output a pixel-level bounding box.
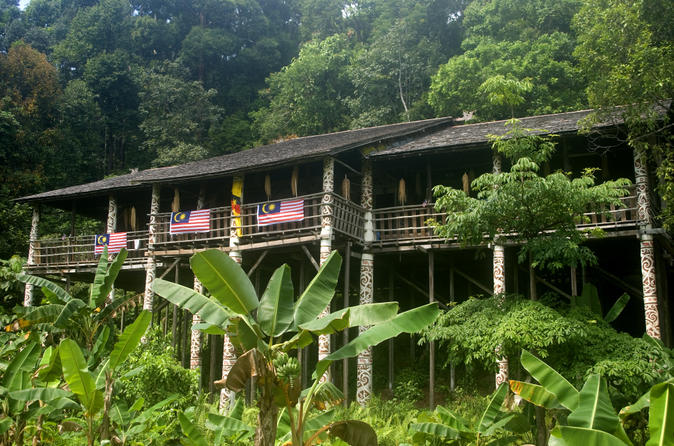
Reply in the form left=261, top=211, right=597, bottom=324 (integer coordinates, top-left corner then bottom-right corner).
left=23, top=205, right=40, bottom=307
left=318, top=158, right=335, bottom=376
left=220, top=176, right=243, bottom=410
left=143, top=185, right=160, bottom=311
left=634, top=151, right=661, bottom=339
left=492, top=154, right=509, bottom=386
left=357, top=160, right=374, bottom=405
left=190, top=187, right=206, bottom=370
left=106, top=194, right=117, bottom=303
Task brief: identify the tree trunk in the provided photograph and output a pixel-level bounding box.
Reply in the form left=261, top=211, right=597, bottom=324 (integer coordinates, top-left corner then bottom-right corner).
left=255, top=380, right=278, bottom=446
left=529, top=252, right=537, bottom=300
left=535, top=406, right=547, bottom=446
left=100, top=374, right=113, bottom=442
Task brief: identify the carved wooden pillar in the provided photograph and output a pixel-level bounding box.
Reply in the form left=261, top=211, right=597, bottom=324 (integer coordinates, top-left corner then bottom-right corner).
left=357, top=160, right=374, bottom=405
left=220, top=176, right=243, bottom=410
left=23, top=205, right=40, bottom=306
left=634, top=151, right=661, bottom=339
left=318, top=158, right=335, bottom=375
left=106, top=194, right=117, bottom=302
left=190, top=187, right=206, bottom=370
left=143, top=184, right=160, bottom=311
left=493, top=154, right=509, bottom=386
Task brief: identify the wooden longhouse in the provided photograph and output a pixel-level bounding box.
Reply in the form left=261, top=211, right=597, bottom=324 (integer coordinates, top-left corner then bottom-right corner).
left=16, top=109, right=672, bottom=408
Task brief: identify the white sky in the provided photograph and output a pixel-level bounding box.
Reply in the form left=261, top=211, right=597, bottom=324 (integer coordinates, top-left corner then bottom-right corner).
left=19, top=0, right=30, bottom=10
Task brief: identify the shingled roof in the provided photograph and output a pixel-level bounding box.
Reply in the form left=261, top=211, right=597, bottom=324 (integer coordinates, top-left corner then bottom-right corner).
left=135, top=116, right=453, bottom=183
left=369, top=109, right=618, bottom=159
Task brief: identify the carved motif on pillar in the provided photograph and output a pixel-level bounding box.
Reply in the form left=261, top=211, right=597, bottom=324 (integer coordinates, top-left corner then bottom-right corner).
left=640, top=238, right=661, bottom=339
left=633, top=152, right=652, bottom=225
left=143, top=185, right=160, bottom=311
left=493, top=245, right=505, bottom=297
left=23, top=205, right=40, bottom=307
left=357, top=253, right=374, bottom=405
left=190, top=278, right=204, bottom=369
left=495, top=356, right=509, bottom=386
left=219, top=335, right=237, bottom=410
left=106, top=195, right=118, bottom=302
left=319, top=158, right=335, bottom=264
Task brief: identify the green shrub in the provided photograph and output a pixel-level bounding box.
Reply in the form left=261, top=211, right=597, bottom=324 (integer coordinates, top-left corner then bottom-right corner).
left=116, top=326, right=199, bottom=410
left=393, top=367, right=427, bottom=404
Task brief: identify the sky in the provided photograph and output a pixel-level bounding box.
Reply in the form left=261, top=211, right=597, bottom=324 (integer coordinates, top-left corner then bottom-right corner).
left=19, top=0, right=29, bottom=10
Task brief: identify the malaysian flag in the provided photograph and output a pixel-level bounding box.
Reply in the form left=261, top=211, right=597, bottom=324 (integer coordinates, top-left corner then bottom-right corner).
left=170, top=209, right=210, bottom=234
left=257, top=199, right=304, bottom=226
left=95, top=232, right=127, bottom=255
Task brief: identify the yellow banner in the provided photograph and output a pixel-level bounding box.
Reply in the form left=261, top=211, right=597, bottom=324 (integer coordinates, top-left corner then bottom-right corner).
left=231, top=178, right=243, bottom=237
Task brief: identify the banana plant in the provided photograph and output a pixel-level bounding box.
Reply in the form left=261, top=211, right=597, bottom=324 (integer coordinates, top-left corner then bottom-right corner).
left=153, top=249, right=440, bottom=446
left=511, top=349, right=674, bottom=445
left=409, top=383, right=526, bottom=445
left=55, top=310, right=151, bottom=446
left=13, top=247, right=131, bottom=354
left=572, top=283, right=630, bottom=324
left=177, top=398, right=254, bottom=445
left=109, top=394, right=179, bottom=446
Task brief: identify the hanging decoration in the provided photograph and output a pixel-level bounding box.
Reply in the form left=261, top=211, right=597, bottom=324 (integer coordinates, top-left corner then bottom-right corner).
left=264, top=174, right=271, bottom=201
left=171, top=188, right=180, bottom=212
left=291, top=166, right=299, bottom=197
left=398, top=178, right=407, bottom=205
left=341, top=174, right=351, bottom=200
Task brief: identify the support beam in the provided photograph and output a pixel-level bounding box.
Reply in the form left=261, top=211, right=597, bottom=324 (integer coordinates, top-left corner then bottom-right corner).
left=357, top=160, right=374, bottom=405
left=23, top=205, right=40, bottom=306
left=191, top=186, right=206, bottom=370
left=318, top=157, right=335, bottom=378
left=428, top=251, right=435, bottom=409
left=300, top=245, right=319, bottom=272
left=453, top=268, right=493, bottom=295
left=221, top=176, right=243, bottom=411
left=143, top=185, right=160, bottom=312
left=246, top=251, right=268, bottom=278
left=342, top=241, right=351, bottom=406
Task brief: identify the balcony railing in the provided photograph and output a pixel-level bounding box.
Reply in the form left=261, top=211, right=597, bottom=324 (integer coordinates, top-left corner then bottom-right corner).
left=25, top=187, right=641, bottom=269
left=28, top=230, right=149, bottom=270
left=373, top=186, right=639, bottom=247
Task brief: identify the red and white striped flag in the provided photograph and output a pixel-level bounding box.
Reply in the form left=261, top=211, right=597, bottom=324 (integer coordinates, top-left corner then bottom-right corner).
left=170, top=209, right=210, bottom=234
left=94, top=232, right=127, bottom=255
left=257, top=199, right=304, bottom=226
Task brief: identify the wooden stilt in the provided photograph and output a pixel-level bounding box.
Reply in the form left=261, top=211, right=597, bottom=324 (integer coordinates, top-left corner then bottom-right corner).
left=428, top=251, right=435, bottom=409
left=209, top=335, right=217, bottom=396
left=342, top=241, right=351, bottom=406
left=449, top=266, right=455, bottom=391
left=388, top=268, right=394, bottom=393
left=570, top=267, right=578, bottom=297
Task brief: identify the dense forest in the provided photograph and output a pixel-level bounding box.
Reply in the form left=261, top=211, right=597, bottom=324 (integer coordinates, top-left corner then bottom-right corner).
left=0, top=0, right=672, bottom=258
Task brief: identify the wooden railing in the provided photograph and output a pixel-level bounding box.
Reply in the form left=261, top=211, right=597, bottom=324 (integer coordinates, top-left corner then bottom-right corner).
left=373, top=186, right=640, bottom=246
left=29, top=231, right=149, bottom=269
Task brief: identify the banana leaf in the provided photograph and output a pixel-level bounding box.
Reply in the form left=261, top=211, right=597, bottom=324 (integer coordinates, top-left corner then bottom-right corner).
left=646, top=382, right=674, bottom=446
left=16, top=273, right=72, bottom=303
left=410, top=422, right=461, bottom=440
left=8, top=387, right=72, bottom=402
left=329, top=420, right=378, bottom=446
left=298, top=302, right=399, bottom=334
left=108, top=311, right=151, bottom=370
left=520, top=350, right=579, bottom=411
left=258, top=264, right=294, bottom=337
left=510, top=380, right=561, bottom=409
left=477, top=383, right=509, bottom=434
left=153, top=279, right=231, bottom=329
left=315, top=303, right=439, bottom=378
left=178, top=412, right=208, bottom=446
left=23, top=304, right=64, bottom=324
left=190, top=250, right=258, bottom=315
left=294, top=250, right=342, bottom=326
left=54, top=299, right=86, bottom=328
left=59, top=339, right=103, bottom=416
left=604, top=293, right=629, bottom=323
left=1, top=341, right=39, bottom=389
left=92, top=248, right=128, bottom=308
left=550, top=426, right=628, bottom=446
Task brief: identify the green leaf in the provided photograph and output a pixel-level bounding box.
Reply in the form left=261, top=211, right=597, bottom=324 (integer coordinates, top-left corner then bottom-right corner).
left=153, top=279, right=231, bottom=329
left=604, top=293, right=630, bottom=324
left=0, top=418, right=13, bottom=434
left=178, top=412, right=208, bottom=446
left=521, top=350, right=579, bottom=411
left=258, top=264, right=294, bottom=337
left=646, top=382, right=674, bottom=446
left=133, top=395, right=179, bottom=425
left=553, top=426, right=628, bottom=446
left=579, top=283, right=602, bottom=316
left=191, top=323, right=226, bottom=335
left=9, top=388, right=72, bottom=402
left=95, top=248, right=128, bottom=308
left=23, top=304, right=64, bottom=324
left=16, top=273, right=72, bottom=303
left=90, top=247, right=109, bottom=307
left=410, top=422, right=460, bottom=439
left=58, top=339, right=103, bottom=416
left=294, top=250, right=342, bottom=326
left=94, top=293, right=133, bottom=322
left=1, top=341, right=38, bottom=389
left=620, top=389, right=651, bottom=419
left=190, top=250, right=258, bottom=315
left=89, top=325, right=111, bottom=367
left=205, top=413, right=254, bottom=439
left=329, top=420, right=378, bottom=446
left=316, top=303, right=439, bottom=378
left=477, top=383, right=508, bottom=434
left=108, top=311, right=151, bottom=371
left=435, top=405, right=471, bottom=432
left=299, top=303, right=399, bottom=333
left=54, top=299, right=86, bottom=328
left=298, top=308, right=350, bottom=335
left=510, top=380, right=561, bottom=409
left=567, top=374, right=628, bottom=444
